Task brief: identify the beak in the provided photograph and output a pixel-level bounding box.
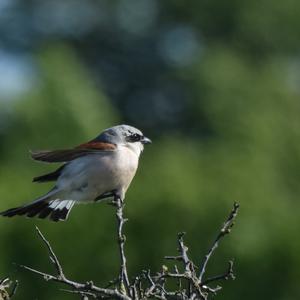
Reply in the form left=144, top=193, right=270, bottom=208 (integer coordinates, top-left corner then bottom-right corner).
left=141, top=136, right=152, bottom=144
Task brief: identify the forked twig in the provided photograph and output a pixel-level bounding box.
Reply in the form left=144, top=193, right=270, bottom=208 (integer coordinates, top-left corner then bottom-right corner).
left=199, top=202, right=239, bottom=282
left=19, top=227, right=130, bottom=300
left=201, top=260, right=235, bottom=286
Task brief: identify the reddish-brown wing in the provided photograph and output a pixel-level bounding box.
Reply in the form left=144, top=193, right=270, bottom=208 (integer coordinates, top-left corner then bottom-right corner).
left=31, top=142, right=116, bottom=163
left=76, top=142, right=116, bottom=150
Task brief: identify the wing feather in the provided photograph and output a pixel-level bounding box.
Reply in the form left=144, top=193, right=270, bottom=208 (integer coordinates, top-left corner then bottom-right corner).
left=31, top=142, right=116, bottom=163
left=77, top=142, right=116, bottom=150
left=33, top=165, right=66, bottom=183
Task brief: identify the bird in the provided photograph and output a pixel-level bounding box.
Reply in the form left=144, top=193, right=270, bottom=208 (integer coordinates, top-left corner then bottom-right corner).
left=0, top=125, right=151, bottom=222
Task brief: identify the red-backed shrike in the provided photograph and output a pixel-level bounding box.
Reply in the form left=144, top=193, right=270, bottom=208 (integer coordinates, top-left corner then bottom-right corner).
left=0, top=125, right=151, bottom=222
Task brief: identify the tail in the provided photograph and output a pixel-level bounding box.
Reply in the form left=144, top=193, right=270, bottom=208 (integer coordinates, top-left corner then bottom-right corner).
left=0, top=191, right=75, bottom=222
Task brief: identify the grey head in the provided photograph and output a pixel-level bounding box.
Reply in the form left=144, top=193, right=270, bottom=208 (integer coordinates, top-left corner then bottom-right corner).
left=94, top=125, right=152, bottom=147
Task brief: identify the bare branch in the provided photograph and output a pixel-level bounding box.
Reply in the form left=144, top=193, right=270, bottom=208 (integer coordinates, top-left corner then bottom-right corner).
left=177, top=232, right=191, bottom=274
left=35, top=226, right=65, bottom=279
left=199, top=202, right=239, bottom=282
left=201, top=260, right=235, bottom=286
left=115, top=197, right=130, bottom=295
left=60, top=288, right=98, bottom=299
left=20, top=227, right=131, bottom=300
left=18, top=202, right=239, bottom=300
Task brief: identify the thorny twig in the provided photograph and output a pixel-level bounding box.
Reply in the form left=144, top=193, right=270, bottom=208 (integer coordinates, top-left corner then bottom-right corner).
left=20, top=202, right=239, bottom=299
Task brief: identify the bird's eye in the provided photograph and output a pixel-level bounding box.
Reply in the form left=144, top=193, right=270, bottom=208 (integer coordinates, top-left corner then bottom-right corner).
left=126, top=132, right=142, bottom=143
left=126, top=133, right=141, bottom=143
left=131, top=133, right=140, bottom=141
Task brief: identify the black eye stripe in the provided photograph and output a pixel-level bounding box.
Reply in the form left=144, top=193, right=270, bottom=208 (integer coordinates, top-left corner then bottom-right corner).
left=132, top=133, right=141, bottom=140
left=126, top=132, right=142, bottom=142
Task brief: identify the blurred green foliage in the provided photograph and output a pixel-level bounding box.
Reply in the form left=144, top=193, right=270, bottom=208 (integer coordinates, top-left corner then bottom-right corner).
left=1, top=1, right=300, bottom=299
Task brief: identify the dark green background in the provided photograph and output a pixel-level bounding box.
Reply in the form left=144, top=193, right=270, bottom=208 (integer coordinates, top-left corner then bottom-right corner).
left=0, top=1, right=299, bottom=299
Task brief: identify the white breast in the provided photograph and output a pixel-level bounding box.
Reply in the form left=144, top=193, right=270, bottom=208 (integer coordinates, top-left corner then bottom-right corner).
left=56, top=146, right=140, bottom=203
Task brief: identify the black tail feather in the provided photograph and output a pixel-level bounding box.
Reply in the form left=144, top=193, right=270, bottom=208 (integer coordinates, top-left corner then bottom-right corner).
left=26, top=202, right=49, bottom=217
left=50, top=207, right=68, bottom=222
left=1, top=200, right=75, bottom=222
left=0, top=205, right=34, bottom=217
left=38, top=207, right=53, bottom=219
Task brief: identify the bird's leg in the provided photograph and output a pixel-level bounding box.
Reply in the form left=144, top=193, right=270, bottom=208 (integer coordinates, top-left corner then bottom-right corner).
left=105, top=198, right=118, bottom=206
left=94, top=191, right=118, bottom=206
left=110, top=195, right=120, bottom=207
left=107, top=194, right=120, bottom=207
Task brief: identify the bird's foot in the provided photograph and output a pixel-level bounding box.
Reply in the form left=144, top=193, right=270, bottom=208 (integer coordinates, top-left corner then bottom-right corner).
left=107, top=199, right=118, bottom=207
left=106, top=195, right=123, bottom=207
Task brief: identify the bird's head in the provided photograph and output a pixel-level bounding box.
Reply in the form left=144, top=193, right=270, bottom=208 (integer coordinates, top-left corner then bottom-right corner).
left=95, top=125, right=151, bottom=156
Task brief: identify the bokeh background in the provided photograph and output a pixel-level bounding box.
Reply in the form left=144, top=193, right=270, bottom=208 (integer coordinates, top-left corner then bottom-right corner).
left=0, top=0, right=300, bottom=299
